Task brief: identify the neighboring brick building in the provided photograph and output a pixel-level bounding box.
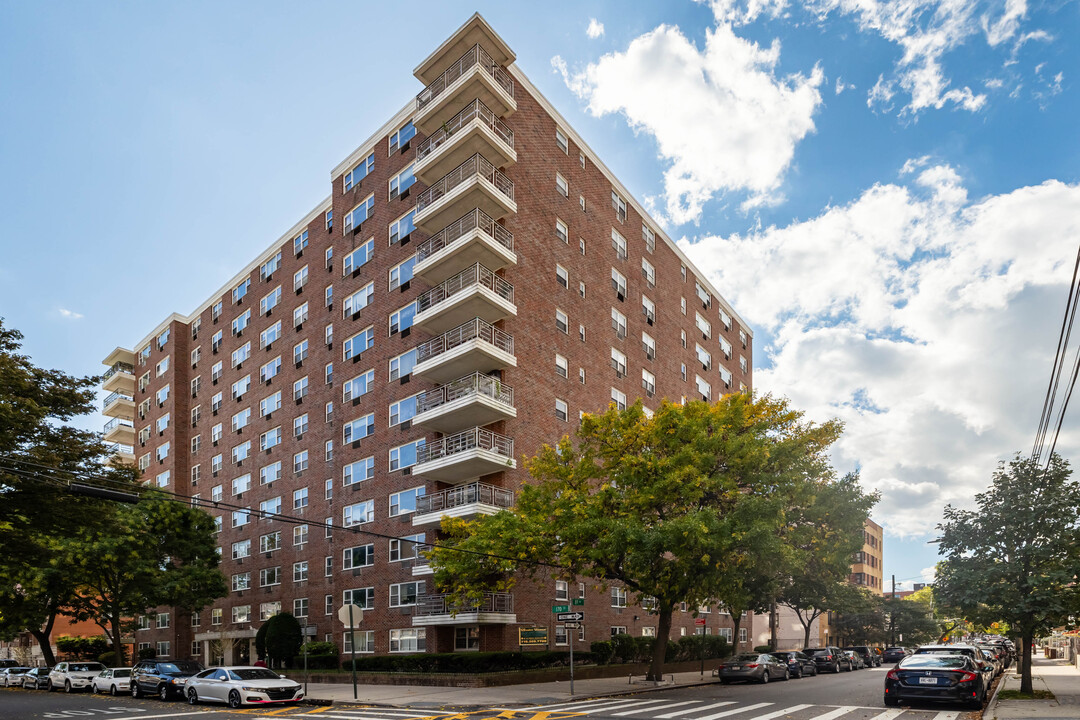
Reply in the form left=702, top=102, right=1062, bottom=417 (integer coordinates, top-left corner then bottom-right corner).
left=99, top=14, right=754, bottom=664
left=851, top=519, right=884, bottom=595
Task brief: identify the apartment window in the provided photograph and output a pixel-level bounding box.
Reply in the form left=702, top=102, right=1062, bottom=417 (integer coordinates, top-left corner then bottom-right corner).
left=139, top=372, right=150, bottom=392
left=325, top=210, right=333, bottom=232
left=325, top=323, right=333, bottom=347
left=232, top=473, right=252, bottom=496
left=642, top=223, right=656, bottom=253
left=259, top=567, right=281, bottom=588
left=579, top=368, right=586, bottom=384
left=555, top=354, right=568, bottom=378
left=212, top=454, right=223, bottom=475
left=343, top=500, right=374, bottom=527
left=324, top=556, right=332, bottom=576
left=389, top=628, right=426, bottom=653
left=325, top=401, right=334, bottom=422
left=293, top=230, right=308, bottom=256
left=389, top=349, right=416, bottom=381
left=611, top=348, right=627, bottom=377
left=344, top=153, right=374, bottom=191
left=293, top=376, right=308, bottom=402
left=210, top=360, right=223, bottom=384
left=388, top=121, right=415, bottom=154
left=294, top=524, right=309, bottom=546
left=389, top=533, right=425, bottom=562
left=325, top=284, right=333, bottom=307
left=554, top=625, right=569, bottom=646
left=740, top=329, right=748, bottom=348
left=260, top=426, right=281, bottom=451
left=343, top=587, right=374, bottom=609
left=260, top=286, right=282, bottom=316
left=611, top=308, right=627, bottom=339
left=641, top=257, right=656, bottom=286
left=293, top=450, right=309, bottom=474
left=230, top=375, right=250, bottom=401
left=556, top=309, right=568, bottom=334
left=681, top=330, right=687, bottom=348
left=696, top=344, right=712, bottom=371
left=696, top=375, right=711, bottom=402
left=211, top=301, right=223, bottom=322
left=294, top=597, right=309, bottom=618
left=325, top=362, right=335, bottom=388
left=190, top=376, right=201, bottom=398
left=555, top=581, right=569, bottom=601
left=611, top=229, right=627, bottom=260
left=156, top=356, right=170, bottom=377
left=611, top=388, right=627, bottom=411
left=389, top=581, right=424, bottom=608
left=343, top=239, right=375, bottom=274
left=681, top=264, right=687, bottom=282
left=611, top=586, right=628, bottom=608
left=641, top=298, right=656, bottom=328
left=611, top=268, right=627, bottom=298
left=231, top=408, right=251, bottom=433
left=389, top=486, right=425, bottom=517
left=389, top=301, right=416, bottom=335
left=155, top=470, right=170, bottom=488
left=293, top=487, right=308, bottom=510
left=292, top=561, right=309, bottom=583
left=389, top=394, right=417, bottom=426
left=343, top=413, right=375, bottom=443
left=211, top=331, right=223, bottom=355
left=344, top=195, right=375, bottom=233
left=611, top=190, right=627, bottom=222
left=192, top=317, right=202, bottom=340
left=740, top=355, right=749, bottom=374
left=696, top=312, right=712, bottom=339
left=580, top=238, right=586, bottom=255
left=389, top=209, right=416, bottom=245
left=232, top=539, right=251, bottom=560
left=138, top=454, right=150, bottom=472
left=260, top=494, right=282, bottom=518
left=344, top=326, right=375, bottom=361
left=555, top=127, right=569, bottom=153
left=642, top=369, right=656, bottom=397
left=580, top=195, right=586, bottom=212
left=695, top=281, right=711, bottom=309
left=642, top=332, right=656, bottom=360
left=720, top=336, right=733, bottom=359
left=211, top=421, right=223, bottom=443
left=156, top=384, right=170, bottom=407
left=556, top=264, right=568, bottom=288
left=325, top=595, right=334, bottom=615
left=233, top=279, right=251, bottom=304
left=343, top=457, right=375, bottom=486
left=556, top=173, right=568, bottom=197
left=232, top=309, right=251, bottom=336
left=211, top=608, right=223, bottom=626
left=156, top=442, right=170, bottom=462
left=555, top=398, right=568, bottom=422
left=191, top=464, right=201, bottom=484
left=681, top=297, right=687, bottom=315
left=343, top=544, right=375, bottom=570
left=191, top=346, right=201, bottom=367
left=389, top=165, right=416, bottom=202
left=260, top=461, right=282, bottom=485
left=579, top=281, right=586, bottom=298
left=579, top=324, right=586, bottom=342
left=294, top=340, right=309, bottom=366
left=232, top=440, right=251, bottom=464
left=324, top=477, right=333, bottom=498
left=157, top=413, right=171, bottom=435
left=556, top=218, right=568, bottom=244
left=231, top=572, right=250, bottom=592
left=231, top=342, right=251, bottom=368
left=261, top=391, right=282, bottom=417
left=343, top=369, right=375, bottom=402
left=389, top=439, right=424, bottom=472
left=294, top=302, right=308, bottom=329
left=389, top=255, right=415, bottom=291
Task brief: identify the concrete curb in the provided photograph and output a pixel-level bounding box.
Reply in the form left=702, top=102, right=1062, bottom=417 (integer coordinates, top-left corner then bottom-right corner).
left=983, top=671, right=1009, bottom=720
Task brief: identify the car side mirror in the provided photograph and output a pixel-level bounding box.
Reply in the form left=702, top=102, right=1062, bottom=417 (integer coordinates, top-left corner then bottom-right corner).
left=279, top=674, right=286, bottom=679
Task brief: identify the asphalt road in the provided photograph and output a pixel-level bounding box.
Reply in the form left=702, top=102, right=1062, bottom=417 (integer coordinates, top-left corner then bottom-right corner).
left=0, top=667, right=990, bottom=720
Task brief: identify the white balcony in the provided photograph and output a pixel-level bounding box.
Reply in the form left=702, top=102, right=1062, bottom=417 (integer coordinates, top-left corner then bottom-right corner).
left=414, top=208, right=516, bottom=285
left=102, top=391, right=135, bottom=420
left=412, top=482, right=514, bottom=527
left=414, top=372, right=515, bottom=434
left=415, top=99, right=515, bottom=184
left=413, top=426, right=515, bottom=484
left=413, top=318, right=516, bottom=385
left=102, top=361, right=136, bottom=395
left=103, top=417, right=135, bottom=445
left=411, top=592, right=516, bottom=627
left=413, top=153, right=515, bottom=233
left=414, top=14, right=515, bottom=84
left=414, top=43, right=516, bottom=135
left=105, top=442, right=135, bottom=465
left=414, top=263, right=515, bottom=335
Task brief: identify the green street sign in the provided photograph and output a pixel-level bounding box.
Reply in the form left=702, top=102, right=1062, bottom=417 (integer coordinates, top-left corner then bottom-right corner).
left=571, top=598, right=585, bottom=606
left=552, top=604, right=569, bottom=613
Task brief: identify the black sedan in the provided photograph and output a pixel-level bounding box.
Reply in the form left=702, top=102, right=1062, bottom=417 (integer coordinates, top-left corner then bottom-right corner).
left=767, top=651, right=818, bottom=678
left=22, top=667, right=52, bottom=690
left=884, top=654, right=985, bottom=709
left=883, top=646, right=910, bottom=663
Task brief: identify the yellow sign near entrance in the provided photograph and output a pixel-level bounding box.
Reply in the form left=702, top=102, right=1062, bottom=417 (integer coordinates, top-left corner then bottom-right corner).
left=518, top=627, right=549, bottom=646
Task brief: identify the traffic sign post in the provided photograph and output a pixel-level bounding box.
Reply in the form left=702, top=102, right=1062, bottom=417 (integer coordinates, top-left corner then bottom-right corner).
left=695, top=619, right=707, bottom=678
left=557, top=612, right=585, bottom=622
left=338, top=604, right=363, bottom=700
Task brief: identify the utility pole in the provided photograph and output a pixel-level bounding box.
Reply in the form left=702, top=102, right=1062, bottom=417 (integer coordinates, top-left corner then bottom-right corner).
left=890, top=575, right=896, bottom=646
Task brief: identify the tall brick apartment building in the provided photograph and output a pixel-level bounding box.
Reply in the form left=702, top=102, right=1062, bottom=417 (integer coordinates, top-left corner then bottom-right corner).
left=99, top=14, right=753, bottom=665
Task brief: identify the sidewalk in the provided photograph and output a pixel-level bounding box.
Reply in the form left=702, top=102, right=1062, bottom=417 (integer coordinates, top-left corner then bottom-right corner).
left=987, top=656, right=1080, bottom=719
left=302, top=668, right=721, bottom=708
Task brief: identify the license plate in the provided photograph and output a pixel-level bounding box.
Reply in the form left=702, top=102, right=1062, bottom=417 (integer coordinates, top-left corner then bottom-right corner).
left=918, top=676, right=938, bottom=685
left=730, top=666, right=742, bottom=670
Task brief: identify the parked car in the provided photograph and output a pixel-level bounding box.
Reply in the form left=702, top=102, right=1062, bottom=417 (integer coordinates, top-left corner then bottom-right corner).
left=22, top=667, right=52, bottom=690
left=49, top=661, right=106, bottom=693
left=131, top=659, right=205, bottom=700
left=977, top=648, right=1002, bottom=679
left=804, top=646, right=852, bottom=673
left=184, top=666, right=303, bottom=708
left=0, top=659, right=20, bottom=669
left=844, top=650, right=865, bottom=669
left=767, top=651, right=818, bottom=678
left=884, top=653, right=985, bottom=709
left=716, top=653, right=789, bottom=684
left=845, top=645, right=881, bottom=667
left=913, top=644, right=995, bottom=682
left=91, top=668, right=132, bottom=696
left=883, top=646, right=910, bottom=663
left=0, top=667, right=31, bottom=687
left=977, top=645, right=1004, bottom=676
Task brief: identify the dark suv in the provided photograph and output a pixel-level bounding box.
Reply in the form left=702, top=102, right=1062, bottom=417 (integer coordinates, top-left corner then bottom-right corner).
left=131, top=659, right=205, bottom=700
left=804, top=646, right=851, bottom=673
left=845, top=646, right=880, bottom=667
left=883, top=646, right=909, bottom=663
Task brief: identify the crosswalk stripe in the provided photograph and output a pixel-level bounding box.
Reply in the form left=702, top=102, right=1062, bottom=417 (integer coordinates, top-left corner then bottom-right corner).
left=806, top=707, right=859, bottom=720
left=742, top=704, right=814, bottom=720
left=573, top=699, right=674, bottom=714
left=865, top=711, right=904, bottom=720
left=657, top=701, right=735, bottom=718
left=612, top=700, right=702, bottom=716
left=696, top=702, right=773, bottom=720
left=529, top=699, right=622, bottom=711
left=932, top=713, right=960, bottom=720
left=613, top=703, right=704, bottom=716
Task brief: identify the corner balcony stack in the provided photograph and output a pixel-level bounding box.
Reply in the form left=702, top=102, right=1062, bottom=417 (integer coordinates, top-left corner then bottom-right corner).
left=412, top=591, right=516, bottom=627
left=413, top=318, right=515, bottom=385
left=413, top=372, right=516, bottom=433
left=414, top=42, right=516, bottom=135
left=413, top=153, right=515, bottom=233
left=413, top=426, right=515, bottom=483
left=412, top=481, right=514, bottom=527
left=414, top=262, right=515, bottom=334
left=100, top=348, right=136, bottom=465
left=413, top=208, right=515, bottom=284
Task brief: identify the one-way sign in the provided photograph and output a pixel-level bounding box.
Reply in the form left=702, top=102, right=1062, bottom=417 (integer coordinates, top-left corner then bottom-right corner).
left=557, top=612, right=584, bottom=622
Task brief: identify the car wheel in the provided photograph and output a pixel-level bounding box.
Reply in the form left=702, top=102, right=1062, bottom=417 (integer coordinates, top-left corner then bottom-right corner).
left=187, top=688, right=199, bottom=706
left=228, top=690, right=243, bottom=708
left=65, top=681, right=73, bottom=693
left=158, top=684, right=169, bottom=701
left=761, top=670, right=770, bottom=684
left=781, top=668, right=789, bottom=681
left=132, top=682, right=141, bottom=698
left=834, top=662, right=840, bottom=673
left=110, top=684, right=118, bottom=696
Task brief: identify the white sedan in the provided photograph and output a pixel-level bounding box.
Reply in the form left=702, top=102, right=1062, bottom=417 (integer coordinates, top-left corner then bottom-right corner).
left=91, top=668, right=132, bottom=695
left=185, top=666, right=303, bottom=708
left=49, top=662, right=106, bottom=692
left=0, top=667, right=31, bottom=687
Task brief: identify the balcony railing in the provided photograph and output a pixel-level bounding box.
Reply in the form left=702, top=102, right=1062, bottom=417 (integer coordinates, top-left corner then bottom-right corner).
left=416, top=318, right=514, bottom=364
left=416, top=426, right=514, bottom=465
left=416, top=591, right=514, bottom=616
left=102, top=362, right=135, bottom=380
left=416, top=481, right=515, bottom=515
left=416, top=372, right=514, bottom=415
left=416, top=209, right=513, bottom=264
left=415, top=154, right=514, bottom=215
left=105, top=442, right=134, bottom=455
left=102, top=391, right=133, bottom=411
left=416, top=44, right=514, bottom=112
left=416, top=99, right=515, bottom=164
left=416, top=263, right=513, bottom=314
left=103, top=418, right=134, bottom=433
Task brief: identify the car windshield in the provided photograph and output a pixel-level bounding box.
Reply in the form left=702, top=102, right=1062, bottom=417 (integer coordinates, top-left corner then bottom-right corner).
left=168, top=661, right=203, bottom=673
left=69, top=663, right=104, bottom=672
left=767, top=653, right=792, bottom=660
left=900, top=655, right=970, bottom=669
left=229, top=668, right=282, bottom=681
left=113, top=669, right=130, bottom=678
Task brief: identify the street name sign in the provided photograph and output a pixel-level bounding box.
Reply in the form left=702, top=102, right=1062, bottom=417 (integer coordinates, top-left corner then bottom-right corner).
left=552, top=604, right=570, bottom=613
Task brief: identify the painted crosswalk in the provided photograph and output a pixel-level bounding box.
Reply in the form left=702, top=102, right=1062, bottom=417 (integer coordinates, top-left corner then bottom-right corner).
left=524, top=698, right=968, bottom=720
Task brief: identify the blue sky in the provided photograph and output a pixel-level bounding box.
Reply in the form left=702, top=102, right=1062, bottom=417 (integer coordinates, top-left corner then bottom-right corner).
left=2, top=0, right=1079, bottom=590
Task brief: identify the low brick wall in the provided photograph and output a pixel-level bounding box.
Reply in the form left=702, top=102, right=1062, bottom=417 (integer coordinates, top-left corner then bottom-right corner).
left=301, top=659, right=717, bottom=687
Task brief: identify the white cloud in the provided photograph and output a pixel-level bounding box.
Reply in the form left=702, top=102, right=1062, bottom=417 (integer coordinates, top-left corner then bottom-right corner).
left=553, top=23, right=823, bottom=224
left=58, top=308, right=83, bottom=320
left=586, top=18, right=605, bottom=39
left=681, top=168, right=1080, bottom=537
left=834, top=76, right=854, bottom=94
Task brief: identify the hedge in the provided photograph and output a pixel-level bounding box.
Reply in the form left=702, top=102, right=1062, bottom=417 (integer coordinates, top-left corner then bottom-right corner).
left=590, top=634, right=732, bottom=664
left=342, top=650, right=596, bottom=673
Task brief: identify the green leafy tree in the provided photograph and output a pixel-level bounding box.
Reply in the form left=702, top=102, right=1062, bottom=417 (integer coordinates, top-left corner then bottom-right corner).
left=883, top=594, right=939, bottom=646
left=830, top=587, right=885, bottom=645
left=63, top=491, right=228, bottom=663
left=264, top=612, right=303, bottom=668
left=936, top=453, right=1080, bottom=693
left=430, top=395, right=843, bottom=680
